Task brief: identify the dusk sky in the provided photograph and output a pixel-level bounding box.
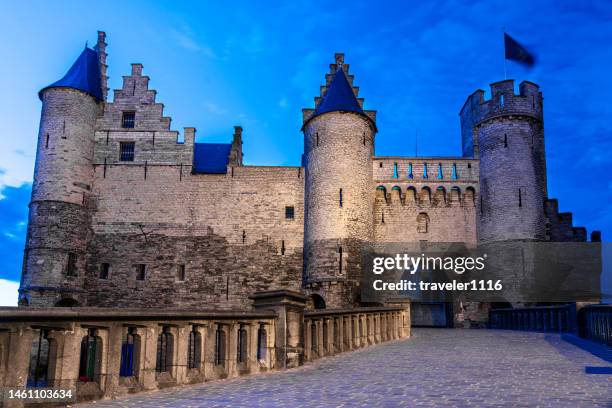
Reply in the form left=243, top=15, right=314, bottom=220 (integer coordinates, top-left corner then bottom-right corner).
left=0, top=1, right=611, bottom=303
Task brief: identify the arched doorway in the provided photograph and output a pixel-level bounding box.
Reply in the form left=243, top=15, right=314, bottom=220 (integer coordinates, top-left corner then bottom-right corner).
left=309, top=294, right=326, bottom=310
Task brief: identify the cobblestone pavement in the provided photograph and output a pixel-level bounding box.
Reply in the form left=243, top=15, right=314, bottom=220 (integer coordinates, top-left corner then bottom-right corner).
left=81, top=329, right=612, bottom=407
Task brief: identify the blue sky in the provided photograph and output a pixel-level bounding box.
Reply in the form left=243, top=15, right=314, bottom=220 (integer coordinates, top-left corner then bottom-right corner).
left=0, top=1, right=611, bottom=303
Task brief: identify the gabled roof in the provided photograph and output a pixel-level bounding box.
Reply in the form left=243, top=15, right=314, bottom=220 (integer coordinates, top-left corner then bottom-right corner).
left=314, top=68, right=364, bottom=117
left=39, top=47, right=103, bottom=101
left=193, top=143, right=232, bottom=174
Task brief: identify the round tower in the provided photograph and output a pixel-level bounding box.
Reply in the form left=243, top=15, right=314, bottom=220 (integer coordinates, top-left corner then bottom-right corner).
left=19, top=34, right=106, bottom=306
left=460, top=79, right=547, bottom=243
left=302, top=54, right=377, bottom=308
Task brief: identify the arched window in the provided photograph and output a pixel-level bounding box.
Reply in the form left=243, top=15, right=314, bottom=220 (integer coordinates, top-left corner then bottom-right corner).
left=437, top=163, right=443, bottom=179
left=311, top=294, right=326, bottom=310
left=187, top=327, right=201, bottom=370
left=257, top=325, right=267, bottom=361
left=155, top=327, right=173, bottom=373
left=27, top=329, right=52, bottom=387
left=215, top=325, right=226, bottom=366
left=451, top=163, right=458, bottom=179
left=79, top=329, right=102, bottom=383
left=120, top=328, right=140, bottom=377
left=408, top=163, right=413, bottom=179
left=393, top=162, right=398, bottom=179
left=237, top=324, right=248, bottom=364
left=423, top=163, right=428, bottom=178
left=417, top=213, right=429, bottom=233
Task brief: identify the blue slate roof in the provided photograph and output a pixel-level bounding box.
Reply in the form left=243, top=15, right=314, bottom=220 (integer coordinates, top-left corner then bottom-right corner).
left=314, top=68, right=364, bottom=117
left=39, top=47, right=103, bottom=101
left=193, top=143, right=232, bottom=174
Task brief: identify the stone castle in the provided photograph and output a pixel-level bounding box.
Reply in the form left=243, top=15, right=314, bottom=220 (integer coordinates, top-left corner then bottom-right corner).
left=19, top=31, right=600, bottom=323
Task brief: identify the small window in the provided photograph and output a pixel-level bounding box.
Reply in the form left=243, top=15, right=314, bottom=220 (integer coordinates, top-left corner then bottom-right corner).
left=451, top=163, right=458, bottom=180
left=119, top=142, right=135, bottom=162
left=408, top=163, right=413, bottom=179
left=339, top=188, right=343, bottom=207
left=500, top=94, right=505, bottom=108
left=417, top=213, right=429, bottom=233
left=99, top=263, right=110, bottom=280
left=285, top=206, right=295, bottom=219
left=393, top=162, right=398, bottom=179
left=437, top=163, right=443, bottom=179
left=504, top=134, right=508, bottom=148
left=176, top=264, right=185, bottom=282
left=122, top=111, right=135, bottom=129
left=66, top=253, right=77, bottom=276
left=423, top=163, right=428, bottom=179
left=135, top=264, right=146, bottom=281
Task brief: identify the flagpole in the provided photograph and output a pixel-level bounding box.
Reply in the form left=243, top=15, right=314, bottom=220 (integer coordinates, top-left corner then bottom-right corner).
left=502, top=27, right=507, bottom=79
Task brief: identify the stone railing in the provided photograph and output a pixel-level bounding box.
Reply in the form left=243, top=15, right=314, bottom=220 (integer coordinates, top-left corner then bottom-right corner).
left=578, top=304, right=612, bottom=347
left=489, top=304, right=575, bottom=333
left=303, top=306, right=410, bottom=362
left=0, top=291, right=410, bottom=406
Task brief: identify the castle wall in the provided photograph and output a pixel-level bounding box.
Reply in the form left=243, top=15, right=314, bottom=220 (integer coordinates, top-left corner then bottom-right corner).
left=372, top=158, right=478, bottom=243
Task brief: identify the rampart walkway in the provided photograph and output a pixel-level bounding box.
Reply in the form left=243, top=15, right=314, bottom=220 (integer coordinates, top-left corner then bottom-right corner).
left=81, top=329, right=612, bottom=407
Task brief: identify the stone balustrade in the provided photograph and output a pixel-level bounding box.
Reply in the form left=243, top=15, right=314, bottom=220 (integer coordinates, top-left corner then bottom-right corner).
left=0, top=291, right=410, bottom=406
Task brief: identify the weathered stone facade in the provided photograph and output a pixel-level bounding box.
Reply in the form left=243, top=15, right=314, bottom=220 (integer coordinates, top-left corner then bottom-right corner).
left=19, top=32, right=599, bottom=321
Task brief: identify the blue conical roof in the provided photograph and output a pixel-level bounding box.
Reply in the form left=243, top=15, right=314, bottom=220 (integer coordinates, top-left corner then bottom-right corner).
left=39, top=47, right=103, bottom=101
left=314, top=68, right=364, bottom=117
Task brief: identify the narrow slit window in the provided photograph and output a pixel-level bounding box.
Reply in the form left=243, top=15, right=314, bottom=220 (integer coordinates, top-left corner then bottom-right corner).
left=504, top=134, right=508, bottom=148
left=119, top=142, right=135, bottom=162
left=135, top=264, right=146, bottom=281
left=339, top=188, right=343, bottom=207
left=500, top=94, right=505, bottom=108
left=408, top=163, right=413, bottom=179
left=393, top=162, right=398, bottom=179
left=66, top=253, right=77, bottom=276
left=423, top=163, right=428, bottom=179
left=45, top=134, right=50, bottom=149
left=437, top=163, right=443, bottom=179
left=518, top=188, right=522, bottom=207
left=176, top=264, right=186, bottom=282
left=451, top=163, right=458, bottom=179
left=338, top=246, right=343, bottom=274
left=99, top=263, right=110, bottom=280
left=121, top=111, right=135, bottom=129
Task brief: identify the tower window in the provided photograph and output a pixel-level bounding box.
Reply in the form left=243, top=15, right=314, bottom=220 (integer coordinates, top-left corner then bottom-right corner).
left=451, top=163, right=458, bottom=180
left=504, top=134, right=508, bottom=148
left=338, top=246, right=343, bottom=274
left=135, top=264, right=146, bottom=281
left=119, top=142, right=135, bottom=162
left=379, top=162, right=383, bottom=168
left=45, top=134, right=50, bottom=149
left=285, top=206, right=295, bottom=219
left=518, top=188, right=523, bottom=207
left=121, top=111, right=135, bottom=129
left=99, top=263, right=110, bottom=280
left=176, top=264, right=186, bottom=282
left=408, top=163, right=413, bottom=179
left=393, top=163, right=398, bottom=179
left=66, top=253, right=77, bottom=276
left=339, top=188, right=343, bottom=207
left=500, top=94, right=505, bottom=108
left=423, top=163, right=428, bottom=179
left=437, top=163, right=443, bottom=179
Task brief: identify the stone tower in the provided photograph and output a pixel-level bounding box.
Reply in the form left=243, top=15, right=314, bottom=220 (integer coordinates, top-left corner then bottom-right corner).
left=19, top=32, right=107, bottom=306
left=302, top=53, right=377, bottom=308
left=460, top=80, right=547, bottom=243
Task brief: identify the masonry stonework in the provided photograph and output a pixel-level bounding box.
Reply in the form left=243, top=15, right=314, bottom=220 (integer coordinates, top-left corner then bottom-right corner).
left=19, top=33, right=600, bottom=327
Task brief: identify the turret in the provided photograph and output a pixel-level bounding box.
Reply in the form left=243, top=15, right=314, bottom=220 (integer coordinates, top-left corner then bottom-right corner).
left=302, top=53, right=377, bottom=308
left=19, top=33, right=106, bottom=306
left=460, top=79, right=547, bottom=242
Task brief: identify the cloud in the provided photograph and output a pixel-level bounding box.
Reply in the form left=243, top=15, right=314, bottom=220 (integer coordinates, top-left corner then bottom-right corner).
left=0, top=279, right=18, bottom=306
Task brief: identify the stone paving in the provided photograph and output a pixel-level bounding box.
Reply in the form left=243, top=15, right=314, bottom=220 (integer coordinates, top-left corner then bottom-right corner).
left=81, top=329, right=612, bottom=407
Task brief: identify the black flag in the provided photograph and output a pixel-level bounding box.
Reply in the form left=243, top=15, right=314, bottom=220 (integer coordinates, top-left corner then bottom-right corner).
left=504, top=33, right=535, bottom=67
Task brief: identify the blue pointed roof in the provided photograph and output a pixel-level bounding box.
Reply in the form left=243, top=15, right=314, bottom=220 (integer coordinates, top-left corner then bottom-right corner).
left=193, top=143, right=232, bottom=174
left=314, top=68, right=364, bottom=116
left=39, top=47, right=103, bottom=101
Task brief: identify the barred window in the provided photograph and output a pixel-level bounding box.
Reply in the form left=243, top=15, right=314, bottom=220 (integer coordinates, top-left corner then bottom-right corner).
left=285, top=206, right=295, bottom=219
left=135, top=264, right=146, bottom=281
left=119, top=142, right=135, bottom=162
left=121, top=111, right=135, bottom=129
left=99, top=263, right=110, bottom=280
left=257, top=325, right=267, bottom=361
left=155, top=327, right=173, bottom=373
